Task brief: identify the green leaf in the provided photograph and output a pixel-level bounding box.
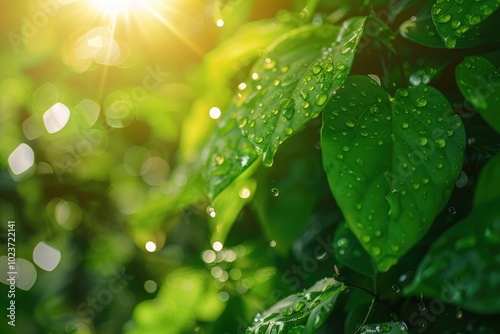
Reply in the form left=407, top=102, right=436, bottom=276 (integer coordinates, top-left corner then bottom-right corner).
left=247, top=277, right=347, bottom=334
left=456, top=56, right=500, bottom=134
left=209, top=177, right=257, bottom=246
left=333, top=222, right=377, bottom=277
left=400, top=1, right=500, bottom=48
left=360, top=321, right=409, bottom=333
left=404, top=198, right=500, bottom=314
left=474, top=154, right=500, bottom=207
left=431, top=0, right=500, bottom=48
left=321, top=76, right=465, bottom=272
left=236, top=17, right=367, bottom=167
left=202, top=114, right=260, bottom=200
left=253, top=128, right=323, bottom=254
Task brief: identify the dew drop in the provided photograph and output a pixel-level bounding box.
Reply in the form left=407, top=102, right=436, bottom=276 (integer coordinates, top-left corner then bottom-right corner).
left=238, top=117, right=248, bottom=128
left=398, top=90, right=409, bottom=97
left=285, top=127, right=294, bottom=135
left=371, top=246, right=381, bottom=256
left=283, top=108, right=294, bottom=120
left=437, top=14, right=451, bottom=23
left=271, top=188, right=279, bottom=197
left=369, top=106, right=380, bottom=115
left=416, top=98, right=427, bottom=107
left=455, top=170, right=468, bottom=188
left=391, top=284, right=401, bottom=293
left=448, top=207, right=456, bottom=215
left=435, top=139, right=446, bottom=148
left=401, top=122, right=409, bottom=129
left=345, top=120, right=355, bottom=128
left=315, top=93, right=328, bottom=106
left=312, top=65, right=322, bottom=75
left=390, top=244, right=400, bottom=252
left=295, top=301, right=306, bottom=312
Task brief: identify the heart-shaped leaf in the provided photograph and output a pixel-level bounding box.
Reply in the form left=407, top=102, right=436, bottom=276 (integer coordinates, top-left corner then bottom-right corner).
left=321, top=76, right=465, bottom=272
left=456, top=56, right=500, bottom=134
left=247, top=277, right=347, bottom=334
left=400, top=1, right=500, bottom=48
left=431, top=0, right=500, bottom=48
left=237, top=17, right=367, bottom=167
left=404, top=198, right=500, bottom=314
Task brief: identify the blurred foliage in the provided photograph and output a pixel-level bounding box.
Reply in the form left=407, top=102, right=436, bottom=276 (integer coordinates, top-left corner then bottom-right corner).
left=0, top=0, right=499, bottom=334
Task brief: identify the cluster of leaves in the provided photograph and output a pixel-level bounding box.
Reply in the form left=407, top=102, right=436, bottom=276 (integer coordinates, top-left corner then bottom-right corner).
left=148, top=0, right=500, bottom=332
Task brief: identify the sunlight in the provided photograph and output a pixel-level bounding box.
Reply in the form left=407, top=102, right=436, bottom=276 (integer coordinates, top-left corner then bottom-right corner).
left=88, top=0, right=146, bottom=15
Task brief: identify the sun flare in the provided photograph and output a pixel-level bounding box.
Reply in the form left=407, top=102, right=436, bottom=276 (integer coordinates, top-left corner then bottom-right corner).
left=88, top=0, right=148, bottom=15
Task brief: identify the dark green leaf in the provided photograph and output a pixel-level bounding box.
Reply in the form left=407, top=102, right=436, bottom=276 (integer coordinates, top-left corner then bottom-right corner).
left=237, top=17, right=367, bottom=167
left=404, top=198, right=500, bottom=314
left=456, top=56, right=500, bottom=134
left=202, top=114, right=260, bottom=200
left=321, top=76, right=465, bottom=271
left=431, top=0, right=500, bottom=48
left=400, top=1, right=500, bottom=48
left=247, top=277, right=348, bottom=334
left=360, top=321, right=409, bottom=333
left=253, top=129, right=323, bottom=254
left=474, top=154, right=500, bottom=207
left=333, top=222, right=377, bottom=277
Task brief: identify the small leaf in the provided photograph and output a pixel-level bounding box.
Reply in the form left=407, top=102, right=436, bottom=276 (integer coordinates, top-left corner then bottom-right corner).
left=474, top=154, right=500, bottom=207
left=333, top=222, right=377, bottom=277
left=360, top=321, right=409, bottom=333
left=456, top=56, right=500, bottom=134
left=321, top=76, right=465, bottom=272
left=404, top=198, right=500, bottom=314
left=201, top=114, right=260, bottom=200
left=431, top=0, right=500, bottom=48
left=400, top=1, right=500, bottom=48
left=210, top=177, right=257, bottom=245
left=236, top=17, right=367, bottom=167
left=247, top=277, right=348, bottom=334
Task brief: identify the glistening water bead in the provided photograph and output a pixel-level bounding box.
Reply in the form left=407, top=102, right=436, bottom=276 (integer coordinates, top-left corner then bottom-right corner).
left=271, top=188, right=279, bottom=197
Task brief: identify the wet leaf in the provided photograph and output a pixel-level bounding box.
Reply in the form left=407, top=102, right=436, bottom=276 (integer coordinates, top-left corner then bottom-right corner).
left=333, top=221, right=377, bottom=277
left=236, top=17, right=367, bottom=167
left=456, top=56, right=500, bottom=134
left=474, top=154, right=500, bottom=207
left=201, top=113, right=260, bottom=200
left=400, top=1, right=500, bottom=48
left=431, top=0, right=500, bottom=48
left=247, top=277, right=348, bottom=334
left=404, top=198, right=500, bottom=314
left=321, top=76, right=465, bottom=272
left=360, top=321, right=409, bottom=333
